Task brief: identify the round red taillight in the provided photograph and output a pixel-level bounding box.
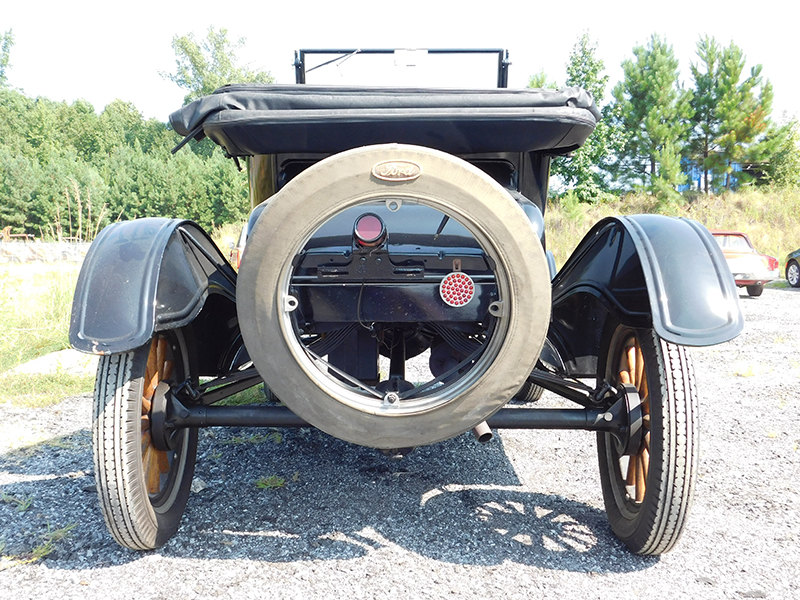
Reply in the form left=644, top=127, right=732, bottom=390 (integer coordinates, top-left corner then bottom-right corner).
left=354, top=213, right=386, bottom=247
left=439, top=272, right=475, bottom=307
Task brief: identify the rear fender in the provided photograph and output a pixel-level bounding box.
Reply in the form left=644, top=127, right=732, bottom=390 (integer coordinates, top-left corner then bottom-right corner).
left=547, top=215, right=742, bottom=376
left=70, top=218, right=239, bottom=367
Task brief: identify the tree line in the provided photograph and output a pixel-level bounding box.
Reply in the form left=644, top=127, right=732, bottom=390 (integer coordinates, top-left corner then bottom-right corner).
left=0, top=28, right=798, bottom=239
left=544, top=33, right=799, bottom=202
left=0, top=28, right=272, bottom=239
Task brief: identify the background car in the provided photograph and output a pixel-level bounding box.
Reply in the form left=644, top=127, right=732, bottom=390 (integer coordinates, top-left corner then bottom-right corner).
left=711, top=230, right=779, bottom=296
left=785, top=248, right=800, bottom=288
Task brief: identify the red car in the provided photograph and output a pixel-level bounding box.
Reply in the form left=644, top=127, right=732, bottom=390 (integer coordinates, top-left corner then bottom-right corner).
left=711, top=231, right=779, bottom=297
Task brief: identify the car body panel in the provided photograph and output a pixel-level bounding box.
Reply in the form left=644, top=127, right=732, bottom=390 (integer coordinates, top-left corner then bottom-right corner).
left=784, top=248, right=800, bottom=287
left=548, top=216, right=743, bottom=377
left=711, top=230, right=779, bottom=287
left=69, top=218, right=239, bottom=373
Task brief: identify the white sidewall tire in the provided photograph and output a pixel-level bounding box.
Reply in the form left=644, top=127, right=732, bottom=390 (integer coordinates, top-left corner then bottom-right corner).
left=237, top=144, right=551, bottom=448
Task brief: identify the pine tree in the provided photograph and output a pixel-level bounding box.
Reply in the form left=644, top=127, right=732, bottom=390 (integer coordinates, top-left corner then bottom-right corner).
left=553, top=33, right=621, bottom=202
left=611, top=35, right=693, bottom=198
left=688, top=37, right=774, bottom=192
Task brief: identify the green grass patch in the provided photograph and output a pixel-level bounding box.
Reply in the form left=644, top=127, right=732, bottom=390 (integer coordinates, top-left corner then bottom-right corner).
left=222, top=430, right=282, bottom=445
left=215, top=384, right=268, bottom=406
left=0, top=522, right=76, bottom=570
left=0, top=492, right=33, bottom=512
left=0, top=265, right=79, bottom=373
left=0, top=263, right=94, bottom=407
left=255, top=475, right=286, bottom=489
left=0, top=372, right=94, bottom=407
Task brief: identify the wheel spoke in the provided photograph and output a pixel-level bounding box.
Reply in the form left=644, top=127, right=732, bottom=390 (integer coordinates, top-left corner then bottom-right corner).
left=145, top=339, right=158, bottom=391
left=625, top=456, right=636, bottom=486
left=635, top=453, right=646, bottom=502
left=615, top=335, right=651, bottom=505
left=143, top=445, right=161, bottom=494
left=143, top=371, right=159, bottom=404
left=157, top=448, right=170, bottom=474
left=161, top=359, right=174, bottom=382
left=635, top=346, right=645, bottom=389
left=156, top=337, right=168, bottom=377
left=641, top=447, right=650, bottom=481
left=142, top=335, right=170, bottom=496
left=627, top=346, right=637, bottom=385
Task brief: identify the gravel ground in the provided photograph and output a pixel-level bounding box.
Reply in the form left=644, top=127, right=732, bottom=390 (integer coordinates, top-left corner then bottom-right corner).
left=1, top=287, right=798, bottom=599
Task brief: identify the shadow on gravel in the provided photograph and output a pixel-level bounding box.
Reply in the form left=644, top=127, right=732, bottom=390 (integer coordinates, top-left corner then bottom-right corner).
left=1, top=425, right=656, bottom=574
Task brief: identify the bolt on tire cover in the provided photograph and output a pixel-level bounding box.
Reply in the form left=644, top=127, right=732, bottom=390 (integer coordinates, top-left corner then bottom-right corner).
left=237, top=144, right=551, bottom=448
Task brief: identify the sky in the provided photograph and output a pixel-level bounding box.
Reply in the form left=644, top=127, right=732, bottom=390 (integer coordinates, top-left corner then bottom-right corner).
left=2, top=0, right=797, bottom=123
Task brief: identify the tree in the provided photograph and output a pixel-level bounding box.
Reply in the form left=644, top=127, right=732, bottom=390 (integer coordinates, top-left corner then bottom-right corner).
left=527, top=70, right=558, bottom=89
left=551, top=33, right=622, bottom=202
left=688, top=36, right=721, bottom=194
left=761, top=119, right=800, bottom=189
left=611, top=35, right=693, bottom=198
left=164, top=27, right=274, bottom=105
left=715, top=44, right=773, bottom=189
left=0, top=29, right=12, bottom=87
left=689, top=38, right=774, bottom=192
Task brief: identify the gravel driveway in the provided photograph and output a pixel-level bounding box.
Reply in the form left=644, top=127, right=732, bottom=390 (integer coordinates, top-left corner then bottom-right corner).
left=1, top=287, right=798, bottom=599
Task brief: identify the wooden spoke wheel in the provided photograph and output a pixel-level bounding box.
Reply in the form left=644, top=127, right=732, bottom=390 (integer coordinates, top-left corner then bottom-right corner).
left=93, top=330, right=198, bottom=550
left=596, top=325, right=698, bottom=555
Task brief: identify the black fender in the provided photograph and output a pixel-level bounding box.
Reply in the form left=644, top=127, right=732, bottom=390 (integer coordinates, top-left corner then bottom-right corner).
left=545, top=215, right=743, bottom=377
left=70, top=218, right=240, bottom=373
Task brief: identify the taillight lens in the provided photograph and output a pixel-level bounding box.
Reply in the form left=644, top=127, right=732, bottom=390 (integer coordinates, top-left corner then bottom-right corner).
left=231, top=248, right=242, bottom=270
left=764, top=255, right=779, bottom=271
left=354, top=213, right=386, bottom=247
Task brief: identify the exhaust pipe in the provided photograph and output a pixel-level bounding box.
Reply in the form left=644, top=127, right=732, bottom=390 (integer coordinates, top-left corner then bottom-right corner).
left=472, top=421, right=493, bottom=444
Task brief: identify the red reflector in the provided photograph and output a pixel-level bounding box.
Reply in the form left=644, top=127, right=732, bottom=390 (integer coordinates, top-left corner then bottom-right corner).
left=439, top=272, right=475, bottom=307
left=354, top=213, right=386, bottom=246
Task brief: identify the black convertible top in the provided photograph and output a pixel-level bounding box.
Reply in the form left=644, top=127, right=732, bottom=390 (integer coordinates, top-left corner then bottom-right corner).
left=169, top=84, right=601, bottom=156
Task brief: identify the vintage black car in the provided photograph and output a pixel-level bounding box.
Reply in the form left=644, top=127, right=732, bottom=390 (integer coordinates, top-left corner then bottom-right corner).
left=70, top=49, right=743, bottom=555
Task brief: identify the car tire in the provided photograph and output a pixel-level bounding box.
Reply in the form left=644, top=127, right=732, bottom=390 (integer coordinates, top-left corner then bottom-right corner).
left=512, top=381, right=544, bottom=403
left=237, top=144, right=551, bottom=449
left=746, top=283, right=763, bottom=297
left=93, top=331, right=198, bottom=550
left=596, top=325, right=698, bottom=555
left=787, top=260, right=800, bottom=288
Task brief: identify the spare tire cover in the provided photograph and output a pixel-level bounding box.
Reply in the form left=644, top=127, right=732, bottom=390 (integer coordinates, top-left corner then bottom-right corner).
left=237, top=144, right=550, bottom=448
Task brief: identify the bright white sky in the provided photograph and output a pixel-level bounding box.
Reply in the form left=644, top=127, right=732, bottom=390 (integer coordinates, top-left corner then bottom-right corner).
left=3, top=0, right=797, bottom=122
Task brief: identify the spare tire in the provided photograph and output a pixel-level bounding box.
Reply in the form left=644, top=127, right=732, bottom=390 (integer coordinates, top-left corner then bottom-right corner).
left=237, top=144, right=550, bottom=448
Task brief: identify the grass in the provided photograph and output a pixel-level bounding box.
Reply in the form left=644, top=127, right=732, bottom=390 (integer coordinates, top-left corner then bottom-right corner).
left=0, top=264, right=80, bottom=373
left=546, top=187, right=800, bottom=271
left=0, top=522, right=76, bottom=570
left=0, top=263, right=95, bottom=406
left=255, top=475, right=286, bottom=489
left=222, top=431, right=283, bottom=445
left=211, top=222, right=245, bottom=262
left=0, top=492, right=33, bottom=512
left=0, top=220, right=244, bottom=408
left=216, top=384, right=268, bottom=406
left=0, top=372, right=95, bottom=407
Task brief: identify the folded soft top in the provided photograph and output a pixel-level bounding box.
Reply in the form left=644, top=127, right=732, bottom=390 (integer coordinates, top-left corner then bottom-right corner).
left=170, top=84, right=601, bottom=156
